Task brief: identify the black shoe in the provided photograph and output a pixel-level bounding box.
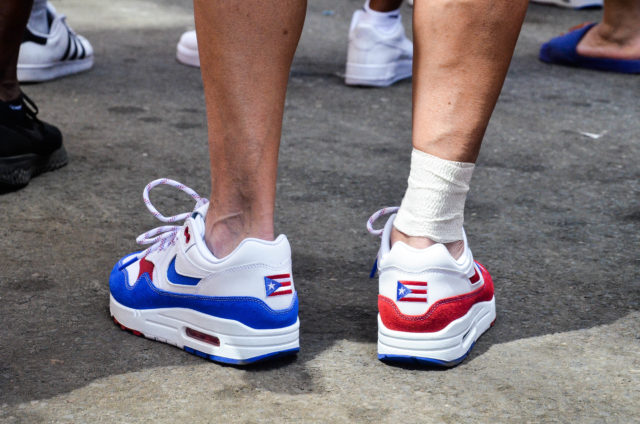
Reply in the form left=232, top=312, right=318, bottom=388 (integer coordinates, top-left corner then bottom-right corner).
left=0, top=92, right=67, bottom=189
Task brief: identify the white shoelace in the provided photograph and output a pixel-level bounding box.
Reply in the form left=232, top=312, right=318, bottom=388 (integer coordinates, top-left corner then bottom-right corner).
left=119, top=178, right=209, bottom=270
left=366, top=206, right=399, bottom=237
left=366, top=206, right=399, bottom=277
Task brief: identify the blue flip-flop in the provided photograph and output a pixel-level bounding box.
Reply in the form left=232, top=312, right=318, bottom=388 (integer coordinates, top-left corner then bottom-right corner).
left=539, top=23, right=640, bottom=74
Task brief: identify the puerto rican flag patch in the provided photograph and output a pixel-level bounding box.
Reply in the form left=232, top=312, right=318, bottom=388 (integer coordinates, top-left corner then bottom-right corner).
left=397, top=280, right=427, bottom=303
left=264, top=274, right=293, bottom=297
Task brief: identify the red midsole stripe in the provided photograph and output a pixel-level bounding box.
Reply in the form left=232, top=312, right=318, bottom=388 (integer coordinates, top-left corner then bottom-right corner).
left=270, top=290, right=293, bottom=296
left=186, top=327, right=220, bottom=346
left=268, top=274, right=291, bottom=279
left=400, top=281, right=428, bottom=286
left=398, top=298, right=427, bottom=302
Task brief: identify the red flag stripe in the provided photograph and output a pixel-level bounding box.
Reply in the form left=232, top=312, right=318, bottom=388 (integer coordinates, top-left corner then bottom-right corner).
left=398, top=298, right=427, bottom=303
left=410, top=289, right=427, bottom=294
left=279, top=282, right=291, bottom=287
left=270, top=290, right=293, bottom=296
left=268, top=274, right=291, bottom=279
left=400, top=281, right=428, bottom=286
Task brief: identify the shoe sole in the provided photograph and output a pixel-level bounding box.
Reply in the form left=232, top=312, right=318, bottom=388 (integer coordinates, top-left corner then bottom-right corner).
left=18, top=57, right=94, bottom=82
left=110, top=295, right=300, bottom=365
left=530, top=0, right=602, bottom=8
left=377, top=297, right=496, bottom=367
left=0, top=146, right=68, bottom=188
left=345, top=59, right=412, bottom=87
left=176, top=44, right=200, bottom=68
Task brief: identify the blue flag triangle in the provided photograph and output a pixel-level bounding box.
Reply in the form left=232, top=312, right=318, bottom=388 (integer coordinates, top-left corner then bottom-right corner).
left=264, top=277, right=282, bottom=296
left=397, top=281, right=412, bottom=300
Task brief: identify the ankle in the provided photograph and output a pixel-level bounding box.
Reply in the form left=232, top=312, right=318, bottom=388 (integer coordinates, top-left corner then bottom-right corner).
left=368, top=0, right=403, bottom=13
left=390, top=226, right=464, bottom=260
left=0, top=81, right=21, bottom=103
left=204, top=210, right=274, bottom=258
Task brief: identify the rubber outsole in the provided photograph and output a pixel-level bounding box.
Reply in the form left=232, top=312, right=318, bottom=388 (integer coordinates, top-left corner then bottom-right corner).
left=531, top=0, right=602, bottom=8
left=112, top=315, right=299, bottom=365
left=378, top=319, right=496, bottom=368
left=0, top=146, right=68, bottom=188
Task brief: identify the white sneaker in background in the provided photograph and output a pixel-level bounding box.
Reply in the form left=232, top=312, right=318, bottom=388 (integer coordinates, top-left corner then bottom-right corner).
left=18, top=3, right=93, bottom=82
left=345, top=10, right=413, bottom=87
left=176, top=30, right=200, bottom=67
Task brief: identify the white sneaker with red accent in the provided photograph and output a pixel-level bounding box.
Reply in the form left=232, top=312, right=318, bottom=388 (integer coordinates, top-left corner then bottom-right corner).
left=109, top=179, right=299, bottom=364
left=367, top=208, right=495, bottom=366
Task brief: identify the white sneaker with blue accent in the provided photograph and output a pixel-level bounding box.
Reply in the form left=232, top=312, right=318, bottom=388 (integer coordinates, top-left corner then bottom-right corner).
left=345, top=9, right=413, bottom=87
left=109, top=179, right=300, bottom=364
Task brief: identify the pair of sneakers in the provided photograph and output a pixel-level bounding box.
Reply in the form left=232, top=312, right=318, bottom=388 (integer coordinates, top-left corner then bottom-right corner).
left=176, top=8, right=413, bottom=87
left=109, top=180, right=495, bottom=366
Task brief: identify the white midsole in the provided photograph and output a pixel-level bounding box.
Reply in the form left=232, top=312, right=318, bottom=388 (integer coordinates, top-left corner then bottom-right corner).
left=378, top=297, right=496, bottom=362
left=176, top=43, right=200, bottom=67
left=17, top=57, right=94, bottom=82
left=110, top=295, right=299, bottom=361
left=345, top=59, right=412, bottom=86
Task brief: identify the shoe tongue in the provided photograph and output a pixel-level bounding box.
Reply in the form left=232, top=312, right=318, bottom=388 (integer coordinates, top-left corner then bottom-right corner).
left=191, top=204, right=208, bottom=238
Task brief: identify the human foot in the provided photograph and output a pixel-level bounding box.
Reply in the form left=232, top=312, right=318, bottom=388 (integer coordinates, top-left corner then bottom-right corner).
left=576, top=22, right=640, bottom=60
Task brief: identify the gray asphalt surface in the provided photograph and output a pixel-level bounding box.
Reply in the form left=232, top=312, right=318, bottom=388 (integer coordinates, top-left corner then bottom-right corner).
left=1, top=0, right=639, bottom=422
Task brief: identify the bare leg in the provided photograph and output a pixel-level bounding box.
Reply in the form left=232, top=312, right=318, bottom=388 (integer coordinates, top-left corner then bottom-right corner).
left=391, top=0, right=529, bottom=256
left=577, top=0, right=640, bottom=59
left=193, top=0, right=306, bottom=258
left=0, top=0, right=33, bottom=101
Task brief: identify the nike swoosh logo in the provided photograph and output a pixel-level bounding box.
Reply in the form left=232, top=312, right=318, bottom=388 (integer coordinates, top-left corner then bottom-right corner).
left=167, top=256, right=201, bottom=286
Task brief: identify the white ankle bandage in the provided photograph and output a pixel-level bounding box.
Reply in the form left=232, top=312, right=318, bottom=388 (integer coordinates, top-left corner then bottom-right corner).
left=394, top=149, right=474, bottom=243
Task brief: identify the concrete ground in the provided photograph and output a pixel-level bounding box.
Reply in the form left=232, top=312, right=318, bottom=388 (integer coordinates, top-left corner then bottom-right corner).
left=1, top=0, right=639, bottom=422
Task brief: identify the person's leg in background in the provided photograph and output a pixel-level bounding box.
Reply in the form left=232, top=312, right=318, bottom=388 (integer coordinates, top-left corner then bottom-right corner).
left=539, top=0, right=640, bottom=72
left=345, top=0, right=413, bottom=86
left=108, top=0, right=307, bottom=364
left=0, top=0, right=33, bottom=102
left=370, top=0, right=529, bottom=366
left=0, top=0, right=67, bottom=190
